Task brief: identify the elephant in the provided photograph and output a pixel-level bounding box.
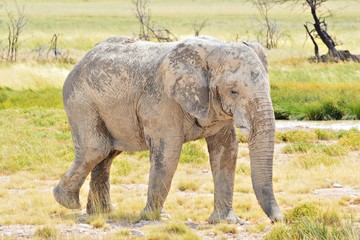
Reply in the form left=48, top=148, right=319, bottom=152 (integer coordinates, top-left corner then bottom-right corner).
left=53, top=36, right=282, bottom=224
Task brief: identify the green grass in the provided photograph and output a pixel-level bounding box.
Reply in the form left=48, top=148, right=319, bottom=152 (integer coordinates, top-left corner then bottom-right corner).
left=1, top=1, right=360, bottom=119
left=0, top=1, right=360, bottom=239
left=0, top=87, right=63, bottom=109
left=266, top=203, right=360, bottom=240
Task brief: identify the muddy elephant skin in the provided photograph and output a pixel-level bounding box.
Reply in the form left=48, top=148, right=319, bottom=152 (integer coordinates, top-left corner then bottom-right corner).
left=53, top=36, right=282, bottom=223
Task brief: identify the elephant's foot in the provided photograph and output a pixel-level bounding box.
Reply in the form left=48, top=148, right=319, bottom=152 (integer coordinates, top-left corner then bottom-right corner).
left=86, top=189, right=112, bottom=214
left=140, top=205, right=162, bottom=221
left=140, top=207, right=171, bottom=221
left=53, top=184, right=80, bottom=209
left=208, top=209, right=241, bottom=224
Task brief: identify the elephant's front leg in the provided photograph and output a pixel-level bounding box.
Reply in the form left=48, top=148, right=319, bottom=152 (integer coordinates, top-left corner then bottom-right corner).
left=140, top=136, right=182, bottom=220
left=206, top=124, right=239, bottom=224
left=86, top=150, right=120, bottom=214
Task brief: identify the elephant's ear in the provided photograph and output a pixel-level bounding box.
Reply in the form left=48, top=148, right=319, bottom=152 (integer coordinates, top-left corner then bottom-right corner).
left=162, top=43, right=210, bottom=120
left=243, top=42, right=268, bottom=73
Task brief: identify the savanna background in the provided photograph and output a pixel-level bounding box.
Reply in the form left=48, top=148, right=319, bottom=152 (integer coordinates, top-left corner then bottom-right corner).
left=0, top=0, right=359, bottom=239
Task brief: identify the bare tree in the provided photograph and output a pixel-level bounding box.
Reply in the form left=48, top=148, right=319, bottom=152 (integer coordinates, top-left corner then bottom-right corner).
left=47, top=33, right=61, bottom=59
left=132, top=0, right=151, bottom=41
left=249, top=0, right=289, bottom=49
left=5, top=0, right=28, bottom=62
left=191, top=19, right=207, bottom=37
left=277, top=0, right=360, bottom=62
left=132, top=0, right=176, bottom=42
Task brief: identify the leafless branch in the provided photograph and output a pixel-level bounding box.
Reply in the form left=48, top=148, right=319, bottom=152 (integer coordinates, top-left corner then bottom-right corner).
left=5, top=0, right=28, bottom=62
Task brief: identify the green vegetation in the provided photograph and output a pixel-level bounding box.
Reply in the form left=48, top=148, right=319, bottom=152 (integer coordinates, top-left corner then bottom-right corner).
left=266, top=203, right=360, bottom=240
left=282, top=142, right=314, bottom=154
left=179, top=142, right=208, bottom=164
left=0, top=0, right=359, bottom=119
left=0, top=0, right=360, bottom=239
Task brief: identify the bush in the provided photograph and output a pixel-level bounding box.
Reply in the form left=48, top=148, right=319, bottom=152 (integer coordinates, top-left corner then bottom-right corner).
left=274, top=105, right=290, bottom=120
left=267, top=203, right=359, bottom=240
left=179, top=142, right=207, bottom=164
left=285, top=203, right=318, bottom=224
left=114, top=159, right=133, bottom=176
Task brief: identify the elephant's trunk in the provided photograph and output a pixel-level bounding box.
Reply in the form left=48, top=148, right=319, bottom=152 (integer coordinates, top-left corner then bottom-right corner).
left=246, top=95, right=282, bottom=222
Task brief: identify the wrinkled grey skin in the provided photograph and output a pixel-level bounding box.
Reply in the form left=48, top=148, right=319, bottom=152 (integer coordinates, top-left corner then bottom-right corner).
left=54, top=36, right=282, bottom=224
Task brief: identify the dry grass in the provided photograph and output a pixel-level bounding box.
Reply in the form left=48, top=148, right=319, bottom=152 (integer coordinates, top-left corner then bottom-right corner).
left=0, top=109, right=359, bottom=238
left=0, top=0, right=360, bottom=238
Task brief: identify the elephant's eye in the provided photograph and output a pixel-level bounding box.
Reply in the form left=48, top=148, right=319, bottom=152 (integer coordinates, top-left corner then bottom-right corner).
left=231, top=89, right=239, bottom=95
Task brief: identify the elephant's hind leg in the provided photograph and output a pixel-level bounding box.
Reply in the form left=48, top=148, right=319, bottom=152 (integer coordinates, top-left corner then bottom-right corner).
left=87, top=150, right=121, bottom=214
left=54, top=114, right=114, bottom=210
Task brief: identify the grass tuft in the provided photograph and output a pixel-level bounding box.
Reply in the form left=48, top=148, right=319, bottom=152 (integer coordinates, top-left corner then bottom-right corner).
left=146, top=222, right=201, bottom=240
left=178, top=180, right=199, bottom=192
left=314, top=129, right=338, bottom=140
left=338, top=129, right=360, bottom=150
left=282, top=142, right=314, bottom=154
left=215, top=223, right=238, bottom=234
left=294, top=152, right=340, bottom=169
left=276, top=130, right=317, bottom=143
left=267, top=203, right=359, bottom=240
left=34, top=225, right=59, bottom=239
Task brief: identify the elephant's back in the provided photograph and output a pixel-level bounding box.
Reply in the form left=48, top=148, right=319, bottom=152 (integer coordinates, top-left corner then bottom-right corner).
left=63, top=37, right=174, bottom=103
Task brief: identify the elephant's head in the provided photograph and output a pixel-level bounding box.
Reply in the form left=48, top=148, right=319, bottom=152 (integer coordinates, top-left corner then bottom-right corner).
left=162, top=39, right=282, bottom=222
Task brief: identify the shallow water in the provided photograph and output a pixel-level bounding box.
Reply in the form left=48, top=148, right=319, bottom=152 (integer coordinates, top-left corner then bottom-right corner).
left=276, top=120, right=360, bottom=131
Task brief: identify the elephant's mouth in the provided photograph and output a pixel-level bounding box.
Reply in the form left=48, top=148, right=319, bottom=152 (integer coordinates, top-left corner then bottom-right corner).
left=215, top=86, right=233, bottom=117
left=238, top=126, right=250, bottom=136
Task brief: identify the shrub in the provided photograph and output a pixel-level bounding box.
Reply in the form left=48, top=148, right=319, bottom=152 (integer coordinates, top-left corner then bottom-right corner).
left=285, top=203, right=318, bottom=224
left=267, top=203, right=359, bottom=240
left=179, top=142, right=207, bottom=164
left=114, top=159, right=133, bottom=176
left=274, top=105, right=290, bottom=120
